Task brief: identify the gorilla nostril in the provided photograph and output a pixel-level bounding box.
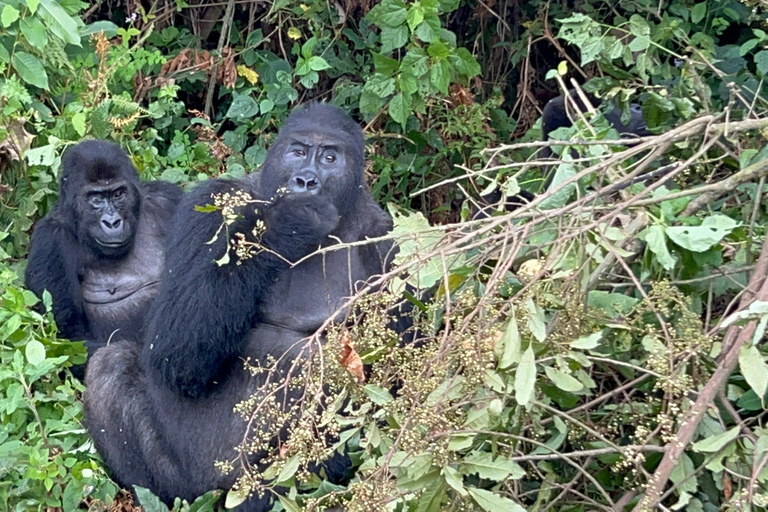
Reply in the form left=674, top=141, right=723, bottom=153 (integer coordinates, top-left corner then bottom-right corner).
left=295, top=177, right=306, bottom=188
left=306, top=178, right=319, bottom=190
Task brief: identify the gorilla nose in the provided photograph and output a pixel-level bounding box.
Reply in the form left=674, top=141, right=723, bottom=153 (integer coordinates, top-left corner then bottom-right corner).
left=288, top=172, right=321, bottom=194
left=101, top=214, right=123, bottom=233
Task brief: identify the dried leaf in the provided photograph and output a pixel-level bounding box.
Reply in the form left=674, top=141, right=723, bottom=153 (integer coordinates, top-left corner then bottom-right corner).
left=340, top=331, right=365, bottom=384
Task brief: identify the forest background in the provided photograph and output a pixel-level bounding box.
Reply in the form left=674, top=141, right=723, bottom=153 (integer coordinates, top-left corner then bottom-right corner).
left=1, top=0, right=768, bottom=511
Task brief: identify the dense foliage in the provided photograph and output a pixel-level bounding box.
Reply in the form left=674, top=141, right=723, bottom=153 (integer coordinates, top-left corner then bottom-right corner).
left=1, top=0, right=768, bottom=510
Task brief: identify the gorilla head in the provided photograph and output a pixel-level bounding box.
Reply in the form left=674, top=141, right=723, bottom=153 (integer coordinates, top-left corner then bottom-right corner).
left=60, top=140, right=142, bottom=258
left=260, top=103, right=364, bottom=218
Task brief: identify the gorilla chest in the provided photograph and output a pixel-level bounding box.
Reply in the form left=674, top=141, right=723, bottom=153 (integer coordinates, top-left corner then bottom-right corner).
left=259, top=247, right=370, bottom=332
left=81, top=222, right=164, bottom=322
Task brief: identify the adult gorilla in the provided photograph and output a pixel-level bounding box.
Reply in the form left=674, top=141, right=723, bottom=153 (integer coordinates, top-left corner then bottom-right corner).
left=84, top=103, right=394, bottom=509
left=25, top=140, right=182, bottom=376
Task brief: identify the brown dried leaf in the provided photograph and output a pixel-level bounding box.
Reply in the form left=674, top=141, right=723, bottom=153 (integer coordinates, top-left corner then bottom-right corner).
left=339, top=331, right=365, bottom=385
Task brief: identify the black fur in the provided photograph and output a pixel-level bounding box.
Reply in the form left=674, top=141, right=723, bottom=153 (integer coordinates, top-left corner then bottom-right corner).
left=25, top=140, right=182, bottom=376
left=474, top=90, right=650, bottom=215
left=84, top=103, right=395, bottom=509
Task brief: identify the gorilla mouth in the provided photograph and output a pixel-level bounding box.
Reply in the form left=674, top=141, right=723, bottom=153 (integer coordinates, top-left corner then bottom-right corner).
left=97, top=240, right=129, bottom=248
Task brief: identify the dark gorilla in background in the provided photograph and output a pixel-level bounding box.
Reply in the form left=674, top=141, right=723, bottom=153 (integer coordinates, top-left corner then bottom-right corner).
left=475, top=90, right=650, bottom=215
left=84, top=103, right=394, bottom=509
left=25, top=141, right=182, bottom=377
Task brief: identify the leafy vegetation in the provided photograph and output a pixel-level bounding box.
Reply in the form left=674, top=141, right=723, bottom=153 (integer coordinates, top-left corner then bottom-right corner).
left=1, top=0, right=768, bottom=510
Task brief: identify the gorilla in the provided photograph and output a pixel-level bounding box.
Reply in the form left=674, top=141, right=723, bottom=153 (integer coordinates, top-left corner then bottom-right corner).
left=84, top=103, right=395, bottom=509
left=25, top=140, right=182, bottom=377
left=474, top=89, right=650, bottom=215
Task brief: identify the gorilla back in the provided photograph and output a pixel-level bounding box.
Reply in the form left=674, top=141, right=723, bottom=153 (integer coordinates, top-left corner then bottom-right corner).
left=84, top=104, right=394, bottom=509
left=25, top=140, right=182, bottom=373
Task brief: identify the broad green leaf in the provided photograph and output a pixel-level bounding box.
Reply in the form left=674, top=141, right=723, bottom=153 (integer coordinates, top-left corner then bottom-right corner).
left=692, top=426, right=740, bottom=453
left=740, top=344, right=768, bottom=407
left=414, top=480, right=446, bottom=512
left=308, top=56, right=331, bottom=71
left=19, top=17, right=48, bottom=50
left=1, top=5, right=19, bottom=28
left=740, top=38, right=759, bottom=57
left=187, top=490, right=223, bottom=512
left=277, top=496, right=300, bottom=512
left=544, top=367, right=584, bottom=392
left=134, top=486, right=169, bottom=512
left=11, top=51, right=49, bottom=89
left=25, top=339, right=45, bottom=366
left=569, top=331, right=602, bottom=350
left=442, top=466, right=467, bottom=496
left=366, top=74, right=396, bottom=98
left=691, top=3, right=707, bottom=24
left=225, top=92, right=259, bottom=119
left=628, top=14, right=650, bottom=36
left=373, top=52, right=400, bottom=76
left=374, top=0, right=408, bottom=27
left=666, top=215, right=738, bottom=252
left=388, top=92, right=411, bottom=129
left=644, top=225, right=676, bottom=270
left=39, top=0, right=81, bottom=46
left=81, top=20, right=119, bottom=38
left=72, top=112, right=87, bottom=137
left=515, top=346, right=536, bottom=406
left=401, top=49, right=429, bottom=77
left=429, top=59, right=451, bottom=95
left=25, top=143, right=56, bottom=166
left=415, top=13, right=441, bottom=43
left=755, top=50, right=768, bottom=75
left=669, top=454, right=698, bottom=494
left=224, top=488, right=247, bottom=509
left=380, top=25, right=408, bottom=52
left=276, top=455, right=300, bottom=483
left=459, top=452, right=525, bottom=481
left=26, top=0, right=41, bottom=14
left=467, top=488, right=526, bottom=512
left=525, top=298, right=546, bottom=342
left=498, top=313, right=521, bottom=368
left=406, top=4, right=424, bottom=30
left=363, top=384, right=394, bottom=405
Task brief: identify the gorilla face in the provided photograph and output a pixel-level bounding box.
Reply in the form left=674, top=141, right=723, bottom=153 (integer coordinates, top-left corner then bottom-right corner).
left=78, top=178, right=140, bottom=258
left=261, top=104, right=364, bottom=218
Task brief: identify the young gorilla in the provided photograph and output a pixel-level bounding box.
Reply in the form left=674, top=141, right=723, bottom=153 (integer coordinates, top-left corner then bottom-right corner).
left=25, top=140, right=182, bottom=377
left=84, top=103, right=394, bottom=509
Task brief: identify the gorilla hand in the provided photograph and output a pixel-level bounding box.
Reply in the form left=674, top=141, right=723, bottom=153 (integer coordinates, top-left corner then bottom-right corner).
left=263, top=192, right=340, bottom=262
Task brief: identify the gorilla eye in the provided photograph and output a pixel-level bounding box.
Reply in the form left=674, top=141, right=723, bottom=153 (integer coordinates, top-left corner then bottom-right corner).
left=324, top=154, right=336, bottom=163
left=114, top=189, right=124, bottom=198
left=293, top=149, right=306, bottom=157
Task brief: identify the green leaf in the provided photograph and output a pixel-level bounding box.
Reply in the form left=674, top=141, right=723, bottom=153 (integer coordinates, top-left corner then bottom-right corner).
left=376, top=0, right=408, bottom=27
left=277, top=496, right=300, bottom=512
left=81, top=20, right=119, bottom=38
left=72, top=112, right=87, bottom=137
left=740, top=38, right=759, bottom=57
left=450, top=47, right=481, bottom=77
left=692, top=426, right=740, bottom=453
left=366, top=74, right=396, bottom=98
left=380, top=25, right=409, bottom=53
left=498, top=314, right=521, bottom=368
left=755, top=50, right=768, bottom=75
left=569, top=331, right=602, bottom=350
left=25, top=339, right=45, bottom=365
left=38, top=0, right=81, bottom=46
left=740, top=344, right=768, bottom=407
left=406, top=4, right=424, bottom=30
left=544, top=367, right=584, bottom=392
left=11, top=52, right=49, bottom=89
left=308, top=56, right=331, bottom=71
left=134, top=487, right=169, bottom=512
left=429, top=59, right=451, bottom=94
left=91, top=100, right=112, bottom=139
left=26, top=0, right=41, bottom=15
left=401, top=49, right=429, bottom=77
left=459, top=452, right=525, bottom=481
left=666, top=215, right=739, bottom=252
left=19, top=17, right=48, bottom=50
left=467, top=488, right=525, bottom=512
left=515, top=346, right=536, bottom=406
left=363, top=384, right=394, bottom=405
left=525, top=298, right=546, bottom=342
left=628, top=14, right=651, bottom=36
left=644, top=224, right=676, bottom=270
left=442, top=466, right=467, bottom=496
left=414, top=480, right=446, bottom=512
left=1, top=5, right=19, bottom=28
left=415, top=13, right=441, bottom=43
left=388, top=92, right=411, bottom=129
left=224, top=488, right=247, bottom=509
left=276, top=455, right=300, bottom=484
left=225, top=92, right=259, bottom=119
left=373, top=52, right=400, bottom=76
left=691, top=3, right=707, bottom=24
left=187, top=490, right=223, bottom=512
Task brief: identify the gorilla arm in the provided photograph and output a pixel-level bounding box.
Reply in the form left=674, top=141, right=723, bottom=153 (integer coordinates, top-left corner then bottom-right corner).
left=25, top=214, right=88, bottom=340
left=143, top=179, right=339, bottom=399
